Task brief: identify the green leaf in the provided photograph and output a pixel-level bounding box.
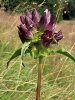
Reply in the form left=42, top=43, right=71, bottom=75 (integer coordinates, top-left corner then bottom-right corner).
left=21, top=41, right=31, bottom=61
left=7, top=48, right=21, bottom=67
left=54, top=48, right=75, bottom=62
left=39, top=47, right=75, bottom=62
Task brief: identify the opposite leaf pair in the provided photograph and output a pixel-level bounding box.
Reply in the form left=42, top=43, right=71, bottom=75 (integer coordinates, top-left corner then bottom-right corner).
left=7, top=8, right=75, bottom=67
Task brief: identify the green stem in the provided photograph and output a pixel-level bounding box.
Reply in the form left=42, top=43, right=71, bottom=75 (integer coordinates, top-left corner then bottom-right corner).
left=36, top=57, right=43, bottom=100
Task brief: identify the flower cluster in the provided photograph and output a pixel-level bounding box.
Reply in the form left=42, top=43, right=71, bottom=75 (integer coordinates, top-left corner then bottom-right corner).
left=18, top=8, right=63, bottom=47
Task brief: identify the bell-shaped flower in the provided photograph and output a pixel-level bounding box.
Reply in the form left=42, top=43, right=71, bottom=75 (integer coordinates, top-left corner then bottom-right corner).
left=41, top=29, right=63, bottom=47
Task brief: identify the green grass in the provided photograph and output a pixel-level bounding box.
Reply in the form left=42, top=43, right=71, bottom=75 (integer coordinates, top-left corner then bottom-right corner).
left=0, top=11, right=75, bottom=100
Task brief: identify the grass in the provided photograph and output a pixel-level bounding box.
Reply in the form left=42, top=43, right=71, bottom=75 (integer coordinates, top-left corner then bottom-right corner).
left=0, top=9, right=75, bottom=100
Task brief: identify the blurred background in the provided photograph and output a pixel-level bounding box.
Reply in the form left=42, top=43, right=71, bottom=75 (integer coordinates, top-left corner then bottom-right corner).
left=0, top=0, right=75, bottom=100
left=0, top=0, right=75, bottom=21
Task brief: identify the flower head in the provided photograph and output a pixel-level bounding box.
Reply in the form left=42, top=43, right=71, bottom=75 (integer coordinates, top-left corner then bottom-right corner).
left=18, top=8, right=63, bottom=47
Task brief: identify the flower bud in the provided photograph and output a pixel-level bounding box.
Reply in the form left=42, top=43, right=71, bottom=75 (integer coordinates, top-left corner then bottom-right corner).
left=39, top=9, right=51, bottom=29
left=25, top=16, right=35, bottom=29
left=18, top=31, right=25, bottom=43
left=25, top=10, right=32, bottom=19
left=32, top=8, right=40, bottom=25
left=18, top=24, right=33, bottom=39
left=20, top=16, right=25, bottom=24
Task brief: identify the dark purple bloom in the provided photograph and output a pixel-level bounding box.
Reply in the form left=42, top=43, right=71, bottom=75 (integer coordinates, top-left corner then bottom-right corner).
left=18, top=8, right=63, bottom=45
left=41, top=30, right=63, bottom=47
left=41, top=30, right=54, bottom=47
left=18, top=8, right=40, bottom=43
left=40, top=11, right=63, bottom=48
left=18, top=24, right=33, bottom=40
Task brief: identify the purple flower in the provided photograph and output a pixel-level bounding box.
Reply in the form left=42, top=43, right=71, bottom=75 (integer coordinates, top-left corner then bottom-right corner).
left=18, top=8, right=63, bottom=45
left=18, top=24, right=33, bottom=43
left=40, top=12, right=63, bottom=48
left=41, top=30, right=53, bottom=47
left=41, top=30, right=63, bottom=47
left=18, top=9, right=39, bottom=43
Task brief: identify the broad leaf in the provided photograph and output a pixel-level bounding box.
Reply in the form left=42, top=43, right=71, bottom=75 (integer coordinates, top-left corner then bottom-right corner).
left=55, top=48, right=75, bottom=62
left=38, top=48, right=75, bottom=62
left=7, top=48, right=21, bottom=67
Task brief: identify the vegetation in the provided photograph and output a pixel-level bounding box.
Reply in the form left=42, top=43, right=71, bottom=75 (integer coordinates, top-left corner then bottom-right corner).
left=0, top=9, right=75, bottom=99
left=1, top=0, right=75, bottom=22
left=68, top=0, right=75, bottom=18
left=0, top=0, right=75, bottom=99
left=0, top=0, right=64, bottom=22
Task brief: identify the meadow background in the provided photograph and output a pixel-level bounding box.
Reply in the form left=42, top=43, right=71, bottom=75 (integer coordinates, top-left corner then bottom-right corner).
left=0, top=0, right=75, bottom=100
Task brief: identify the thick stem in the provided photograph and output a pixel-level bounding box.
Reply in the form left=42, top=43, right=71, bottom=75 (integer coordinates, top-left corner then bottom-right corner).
left=36, top=57, right=43, bottom=100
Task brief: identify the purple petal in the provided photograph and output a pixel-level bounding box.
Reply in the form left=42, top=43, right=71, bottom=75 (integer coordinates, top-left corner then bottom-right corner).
left=49, top=16, right=57, bottom=25
left=54, top=30, right=63, bottom=41
left=32, top=8, right=40, bottom=24
left=44, top=9, right=51, bottom=24
left=51, top=26, right=56, bottom=33
left=46, top=16, right=56, bottom=31
left=25, top=10, right=32, bottom=19
left=18, top=24, right=27, bottom=32
left=39, top=9, right=51, bottom=29
left=46, top=25, right=56, bottom=33
left=20, top=16, right=25, bottom=24
left=41, top=30, right=53, bottom=47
